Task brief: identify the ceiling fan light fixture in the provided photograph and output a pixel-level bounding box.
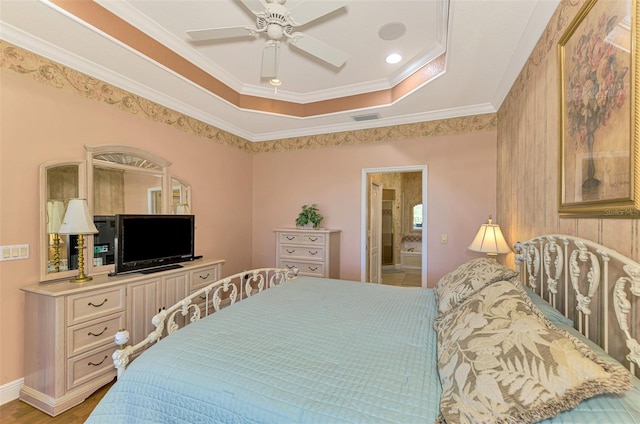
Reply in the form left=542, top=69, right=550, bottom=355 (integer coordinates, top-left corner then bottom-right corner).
left=187, top=0, right=350, bottom=77
left=386, top=53, right=402, bottom=64
left=267, top=23, right=285, bottom=40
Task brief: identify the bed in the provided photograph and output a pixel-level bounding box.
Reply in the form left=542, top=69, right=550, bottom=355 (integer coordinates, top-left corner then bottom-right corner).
left=86, top=234, right=640, bottom=423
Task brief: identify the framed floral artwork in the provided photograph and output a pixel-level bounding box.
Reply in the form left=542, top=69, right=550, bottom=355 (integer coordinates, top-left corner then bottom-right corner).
left=558, top=0, right=640, bottom=217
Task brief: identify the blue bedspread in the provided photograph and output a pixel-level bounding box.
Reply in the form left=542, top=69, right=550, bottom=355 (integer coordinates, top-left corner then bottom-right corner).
left=86, top=277, right=441, bottom=423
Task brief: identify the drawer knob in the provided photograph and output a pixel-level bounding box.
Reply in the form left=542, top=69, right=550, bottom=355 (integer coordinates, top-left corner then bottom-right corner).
left=286, top=236, right=295, bottom=240
left=309, top=266, right=318, bottom=271
left=286, top=249, right=295, bottom=254
left=88, top=355, right=108, bottom=367
left=88, top=299, right=108, bottom=308
left=308, top=250, right=318, bottom=255
left=199, top=273, right=210, bottom=280
left=88, top=327, right=108, bottom=337
left=309, top=237, right=318, bottom=242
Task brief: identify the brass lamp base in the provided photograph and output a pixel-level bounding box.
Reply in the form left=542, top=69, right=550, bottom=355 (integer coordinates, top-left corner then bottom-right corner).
left=70, top=234, right=92, bottom=283
left=71, top=275, right=93, bottom=283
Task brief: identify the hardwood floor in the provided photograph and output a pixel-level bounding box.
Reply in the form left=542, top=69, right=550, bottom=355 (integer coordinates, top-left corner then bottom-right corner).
left=0, top=380, right=114, bottom=424
left=380, top=269, right=422, bottom=287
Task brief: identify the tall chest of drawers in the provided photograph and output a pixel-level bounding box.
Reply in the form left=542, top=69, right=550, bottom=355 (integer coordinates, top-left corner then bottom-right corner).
left=275, top=229, right=340, bottom=278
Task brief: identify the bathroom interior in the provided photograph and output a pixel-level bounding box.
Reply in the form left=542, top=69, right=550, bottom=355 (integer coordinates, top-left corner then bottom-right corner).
left=372, top=171, right=423, bottom=286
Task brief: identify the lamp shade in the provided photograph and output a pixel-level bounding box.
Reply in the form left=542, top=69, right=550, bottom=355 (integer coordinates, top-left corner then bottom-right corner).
left=468, top=215, right=511, bottom=255
left=57, top=199, right=98, bottom=235
left=46, top=200, right=66, bottom=234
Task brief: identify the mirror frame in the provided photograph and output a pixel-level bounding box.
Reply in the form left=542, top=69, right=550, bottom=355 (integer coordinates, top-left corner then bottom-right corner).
left=40, top=145, right=191, bottom=282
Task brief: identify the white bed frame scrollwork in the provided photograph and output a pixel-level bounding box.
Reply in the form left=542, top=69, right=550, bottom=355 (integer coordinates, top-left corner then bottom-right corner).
left=514, top=235, right=640, bottom=377
left=112, top=267, right=297, bottom=377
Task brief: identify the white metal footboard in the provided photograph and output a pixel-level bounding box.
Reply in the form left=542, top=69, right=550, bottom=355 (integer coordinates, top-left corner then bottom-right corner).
left=112, top=267, right=297, bottom=377
left=514, top=235, right=640, bottom=377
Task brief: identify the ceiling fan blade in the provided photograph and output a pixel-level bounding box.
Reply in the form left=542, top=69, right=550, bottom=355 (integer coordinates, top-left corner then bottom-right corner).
left=290, top=33, right=347, bottom=67
left=238, top=0, right=266, bottom=15
left=187, top=26, right=253, bottom=41
left=288, top=1, right=349, bottom=26
left=261, top=41, right=280, bottom=79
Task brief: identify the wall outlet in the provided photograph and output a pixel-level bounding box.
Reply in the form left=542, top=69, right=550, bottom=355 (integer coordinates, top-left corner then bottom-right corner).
left=0, top=244, right=29, bottom=261
left=440, top=234, right=448, bottom=244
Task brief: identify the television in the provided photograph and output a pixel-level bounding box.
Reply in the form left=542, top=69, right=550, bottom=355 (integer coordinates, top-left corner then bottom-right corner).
left=115, top=214, right=195, bottom=274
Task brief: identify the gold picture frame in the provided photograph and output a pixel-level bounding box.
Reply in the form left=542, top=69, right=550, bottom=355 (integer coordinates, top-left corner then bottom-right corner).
left=558, top=0, right=640, bottom=218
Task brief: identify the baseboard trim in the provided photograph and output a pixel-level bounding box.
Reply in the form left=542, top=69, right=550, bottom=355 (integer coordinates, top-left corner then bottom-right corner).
left=0, top=378, right=23, bottom=405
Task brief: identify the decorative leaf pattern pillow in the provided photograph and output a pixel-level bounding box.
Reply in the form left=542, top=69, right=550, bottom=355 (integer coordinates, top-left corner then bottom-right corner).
left=434, top=280, right=632, bottom=424
left=435, top=258, right=519, bottom=316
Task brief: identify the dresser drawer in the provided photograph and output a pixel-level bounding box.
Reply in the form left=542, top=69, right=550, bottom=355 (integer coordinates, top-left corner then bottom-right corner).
left=279, top=232, right=325, bottom=245
left=67, top=312, right=125, bottom=358
left=66, top=344, right=116, bottom=391
left=67, top=287, right=126, bottom=326
left=190, top=266, right=220, bottom=291
left=279, top=260, right=325, bottom=277
left=279, top=245, right=324, bottom=260
left=279, top=232, right=302, bottom=244
left=301, top=233, right=325, bottom=245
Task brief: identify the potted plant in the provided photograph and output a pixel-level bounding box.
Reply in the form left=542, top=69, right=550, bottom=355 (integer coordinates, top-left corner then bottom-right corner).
left=295, top=204, right=323, bottom=229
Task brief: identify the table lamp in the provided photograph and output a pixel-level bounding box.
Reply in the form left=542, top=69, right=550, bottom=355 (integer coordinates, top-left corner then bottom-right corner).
left=468, top=215, right=511, bottom=259
left=57, top=199, right=98, bottom=282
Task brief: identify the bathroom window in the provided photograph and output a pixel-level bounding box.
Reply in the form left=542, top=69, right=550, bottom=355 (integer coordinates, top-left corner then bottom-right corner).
left=413, top=204, right=423, bottom=229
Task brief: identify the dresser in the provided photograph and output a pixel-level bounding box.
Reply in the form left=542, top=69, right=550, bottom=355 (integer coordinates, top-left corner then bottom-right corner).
left=20, top=258, right=224, bottom=416
left=275, top=229, right=340, bottom=278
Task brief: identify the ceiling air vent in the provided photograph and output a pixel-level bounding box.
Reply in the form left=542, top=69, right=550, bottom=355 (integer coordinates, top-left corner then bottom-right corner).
left=352, top=113, right=380, bottom=122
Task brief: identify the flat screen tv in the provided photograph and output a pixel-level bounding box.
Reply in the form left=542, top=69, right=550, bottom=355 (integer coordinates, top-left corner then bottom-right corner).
left=115, top=214, right=195, bottom=274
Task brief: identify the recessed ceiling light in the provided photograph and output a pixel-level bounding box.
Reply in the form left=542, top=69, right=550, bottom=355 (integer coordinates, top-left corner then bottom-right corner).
left=378, top=22, right=406, bottom=41
left=386, top=54, right=402, bottom=64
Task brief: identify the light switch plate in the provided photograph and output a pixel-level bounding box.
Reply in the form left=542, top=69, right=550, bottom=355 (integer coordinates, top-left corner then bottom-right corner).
left=0, top=244, right=29, bottom=261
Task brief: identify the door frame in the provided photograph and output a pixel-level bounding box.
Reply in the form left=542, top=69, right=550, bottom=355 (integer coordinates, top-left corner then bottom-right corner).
left=360, top=165, right=428, bottom=287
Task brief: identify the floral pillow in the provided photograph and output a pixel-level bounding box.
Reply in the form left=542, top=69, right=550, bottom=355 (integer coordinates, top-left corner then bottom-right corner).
left=434, top=280, right=631, bottom=424
left=435, top=258, right=519, bottom=316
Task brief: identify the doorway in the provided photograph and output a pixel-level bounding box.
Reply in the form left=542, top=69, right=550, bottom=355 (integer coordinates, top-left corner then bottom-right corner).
left=361, top=166, right=428, bottom=287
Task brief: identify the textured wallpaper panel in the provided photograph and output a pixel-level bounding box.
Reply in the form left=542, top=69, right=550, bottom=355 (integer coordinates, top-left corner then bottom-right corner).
left=497, top=0, right=639, bottom=263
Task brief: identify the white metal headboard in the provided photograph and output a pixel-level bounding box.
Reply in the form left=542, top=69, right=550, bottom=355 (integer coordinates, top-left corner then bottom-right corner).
left=514, top=235, right=640, bottom=377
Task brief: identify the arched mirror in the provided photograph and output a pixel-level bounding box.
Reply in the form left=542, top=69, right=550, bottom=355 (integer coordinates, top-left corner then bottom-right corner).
left=412, top=204, right=423, bottom=230
left=41, top=146, right=191, bottom=280
left=40, top=161, right=86, bottom=281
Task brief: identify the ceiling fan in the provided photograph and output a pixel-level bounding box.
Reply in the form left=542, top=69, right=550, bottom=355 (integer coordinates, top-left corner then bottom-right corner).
left=186, top=0, right=349, bottom=80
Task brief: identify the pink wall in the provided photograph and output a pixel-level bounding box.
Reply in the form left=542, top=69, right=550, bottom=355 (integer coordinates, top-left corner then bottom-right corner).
left=252, top=132, right=498, bottom=284
left=0, top=71, right=254, bottom=385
